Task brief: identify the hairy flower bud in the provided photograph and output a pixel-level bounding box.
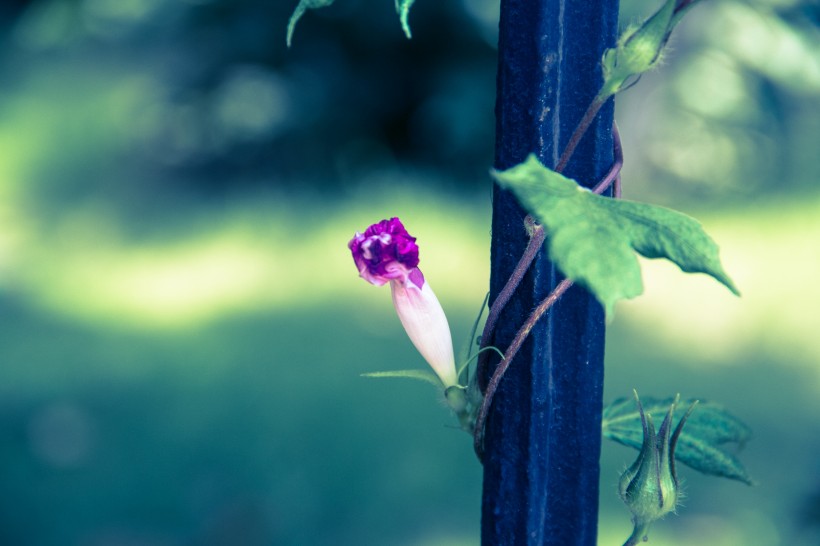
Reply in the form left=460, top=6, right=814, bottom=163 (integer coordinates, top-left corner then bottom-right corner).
left=601, top=0, right=704, bottom=97
left=349, top=218, right=458, bottom=388
left=619, top=392, right=696, bottom=545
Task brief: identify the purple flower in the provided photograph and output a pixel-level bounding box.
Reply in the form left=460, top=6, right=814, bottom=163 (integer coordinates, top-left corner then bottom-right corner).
left=349, top=218, right=458, bottom=388
left=349, top=218, right=420, bottom=286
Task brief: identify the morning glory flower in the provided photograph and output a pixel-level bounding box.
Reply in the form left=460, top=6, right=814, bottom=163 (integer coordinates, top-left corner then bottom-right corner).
left=349, top=218, right=458, bottom=388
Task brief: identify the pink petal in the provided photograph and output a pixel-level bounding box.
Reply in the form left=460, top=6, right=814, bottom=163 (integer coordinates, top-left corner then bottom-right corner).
left=390, top=276, right=457, bottom=387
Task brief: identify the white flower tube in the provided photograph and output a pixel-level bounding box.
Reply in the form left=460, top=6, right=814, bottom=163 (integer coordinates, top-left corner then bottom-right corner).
left=390, top=273, right=458, bottom=388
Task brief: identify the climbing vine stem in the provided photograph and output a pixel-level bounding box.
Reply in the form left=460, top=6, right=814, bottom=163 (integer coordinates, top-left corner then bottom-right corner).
left=555, top=91, right=611, bottom=173
left=474, top=121, right=623, bottom=459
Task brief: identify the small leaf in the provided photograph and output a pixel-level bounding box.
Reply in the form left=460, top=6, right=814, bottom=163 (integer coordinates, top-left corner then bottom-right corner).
left=603, top=395, right=754, bottom=484
left=395, top=0, right=416, bottom=38
left=492, top=155, right=740, bottom=316
left=287, top=0, right=336, bottom=47
left=361, top=369, right=441, bottom=387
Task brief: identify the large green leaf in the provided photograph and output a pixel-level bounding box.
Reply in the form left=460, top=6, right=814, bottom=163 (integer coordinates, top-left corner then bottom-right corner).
left=492, top=155, right=740, bottom=315
left=603, top=395, right=754, bottom=484
left=287, top=0, right=336, bottom=47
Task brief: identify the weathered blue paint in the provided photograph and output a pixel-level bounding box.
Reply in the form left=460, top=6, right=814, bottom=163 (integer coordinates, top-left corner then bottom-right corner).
left=482, top=0, right=619, bottom=544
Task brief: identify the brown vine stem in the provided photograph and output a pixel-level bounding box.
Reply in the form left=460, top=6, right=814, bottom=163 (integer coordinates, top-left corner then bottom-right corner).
left=475, top=109, right=621, bottom=387
left=555, top=92, right=610, bottom=173
left=592, top=122, right=622, bottom=195
left=475, top=222, right=545, bottom=386
left=473, top=277, right=573, bottom=453
left=473, top=123, right=623, bottom=459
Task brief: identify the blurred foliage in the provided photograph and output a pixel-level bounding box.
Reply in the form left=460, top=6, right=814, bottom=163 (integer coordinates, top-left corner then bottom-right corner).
left=0, top=297, right=484, bottom=546
left=616, top=0, right=820, bottom=206
left=0, top=0, right=816, bottom=214
left=0, top=0, right=819, bottom=545
left=0, top=0, right=498, bottom=214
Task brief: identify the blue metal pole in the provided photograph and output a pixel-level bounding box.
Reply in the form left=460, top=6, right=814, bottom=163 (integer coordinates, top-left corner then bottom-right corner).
left=482, top=1, right=619, bottom=545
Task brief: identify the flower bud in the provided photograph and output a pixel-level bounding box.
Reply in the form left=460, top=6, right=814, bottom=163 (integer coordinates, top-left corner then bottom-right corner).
left=619, top=392, right=696, bottom=545
left=601, top=0, right=703, bottom=97
left=349, top=218, right=459, bottom=388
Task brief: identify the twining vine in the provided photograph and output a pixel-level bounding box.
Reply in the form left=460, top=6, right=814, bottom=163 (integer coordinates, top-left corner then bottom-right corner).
left=289, top=1, right=754, bottom=545
left=473, top=125, right=625, bottom=459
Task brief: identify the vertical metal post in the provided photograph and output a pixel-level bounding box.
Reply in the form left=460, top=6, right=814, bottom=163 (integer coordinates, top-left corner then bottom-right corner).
left=482, top=1, right=619, bottom=545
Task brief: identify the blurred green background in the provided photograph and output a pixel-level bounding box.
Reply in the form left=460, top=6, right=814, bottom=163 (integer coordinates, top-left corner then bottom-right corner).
left=0, top=0, right=818, bottom=545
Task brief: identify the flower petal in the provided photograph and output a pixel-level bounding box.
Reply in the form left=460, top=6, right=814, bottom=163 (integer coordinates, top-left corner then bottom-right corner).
left=390, top=276, right=457, bottom=387
left=349, top=218, right=420, bottom=286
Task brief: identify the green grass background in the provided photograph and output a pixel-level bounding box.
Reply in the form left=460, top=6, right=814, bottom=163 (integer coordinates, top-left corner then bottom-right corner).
left=1, top=191, right=819, bottom=545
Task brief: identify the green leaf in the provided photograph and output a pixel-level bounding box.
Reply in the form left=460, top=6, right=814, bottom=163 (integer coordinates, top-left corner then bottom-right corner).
left=395, top=0, right=416, bottom=38
left=361, top=369, right=441, bottom=387
left=287, top=0, right=336, bottom=47
left=603, top=395, right=754, bottom=484
left=492, top=155, right=740, bottom=316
